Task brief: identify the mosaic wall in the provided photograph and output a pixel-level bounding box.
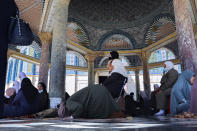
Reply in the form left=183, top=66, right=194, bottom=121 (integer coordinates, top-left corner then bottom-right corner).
left=69, top=0, right=169, bottom=29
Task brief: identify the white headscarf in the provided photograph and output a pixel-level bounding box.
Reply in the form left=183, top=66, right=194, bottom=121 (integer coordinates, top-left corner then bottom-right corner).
left=19, top=72, right=27, bottom=82
left=12, top=81, right=20, bottom=94
left=110, top=59, right=128, bottom=77
left=19, top=72, right=27, bottom=89
left=164, top=61, right=174, bottom=69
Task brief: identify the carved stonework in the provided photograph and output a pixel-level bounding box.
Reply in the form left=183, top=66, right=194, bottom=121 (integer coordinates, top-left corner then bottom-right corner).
left=85, top=54, right=96, bottom=62
left=38, top=32, right=52, bottom=44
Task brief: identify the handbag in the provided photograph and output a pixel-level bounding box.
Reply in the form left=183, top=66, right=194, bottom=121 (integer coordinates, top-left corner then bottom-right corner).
left=8, top=7, right=34, bottom=46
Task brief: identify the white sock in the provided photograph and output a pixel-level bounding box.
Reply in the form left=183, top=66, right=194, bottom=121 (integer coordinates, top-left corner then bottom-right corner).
left=155, top=109, right=165, bottom=116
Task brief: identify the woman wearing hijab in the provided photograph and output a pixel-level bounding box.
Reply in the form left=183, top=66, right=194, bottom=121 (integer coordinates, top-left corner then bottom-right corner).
left=18, top=72, right=27, bottom=91
left=103, top=51, right=128, bottom=99
left=12, top=81, right=20, bottom=94
left=19, top=72, right=27, bottom=83
left=3, top=78, right=39, bottom=117
left=4, top=88, right=16, bottom=104
left=4, top=81, right=20, bottom=104
left=170, top=70, right=195, bottom=116
left=37, top=82, right=49, bottom=111
left=150, top=84, right=160, bottom=113
left=155, top=61, right=179, bottom=116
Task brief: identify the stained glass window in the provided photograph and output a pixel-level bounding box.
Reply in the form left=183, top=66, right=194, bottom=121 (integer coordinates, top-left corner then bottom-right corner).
left=148, top=48, right=175, bottom=63
left=66, top=51, right=87, bottom=67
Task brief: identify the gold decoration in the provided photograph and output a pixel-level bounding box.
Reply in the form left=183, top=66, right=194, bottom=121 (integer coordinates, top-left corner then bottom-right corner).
left=81, top=42, right=87, bottom=47
left=75, top=29, right=83, bottom=35
left=152, top=25, right=158, bottom=32
left=38, top=32, right=52, bottom=44
left=85, top=54, right=96, bottom=62
left=147, top=39, right=153, bottom=45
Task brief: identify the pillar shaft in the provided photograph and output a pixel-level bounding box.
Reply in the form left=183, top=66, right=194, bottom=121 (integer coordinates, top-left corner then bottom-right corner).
left=173, top=0, right=197, bottom=114
left=141, top=52, right=151, bottom=98
left=49, top=0, right=70, bottom=108
left=74, top=71, right=78, bottom=92
left=38, top=32, right=51, bottom=86
left=85, top=54, right=96, bottom=85
left=135, top=69, right=140, bottom=101
left=174, top=0, right=197, bottom=71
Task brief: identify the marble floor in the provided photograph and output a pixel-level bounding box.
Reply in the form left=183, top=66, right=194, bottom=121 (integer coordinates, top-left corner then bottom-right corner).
left=0, top=116, right=197, bottom=131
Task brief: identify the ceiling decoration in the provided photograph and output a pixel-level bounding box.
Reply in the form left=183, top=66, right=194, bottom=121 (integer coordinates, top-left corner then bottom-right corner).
left=98, top=30, right=136, bottom=50
left=145, top=13, right=175, bottom=45
left=101, top=34, right=132, bottom=51
left=66, top=21, right=90, bottom=48
left=16, top=0, right=43, bottom=33
left=69, top=0, right=169, bottom=29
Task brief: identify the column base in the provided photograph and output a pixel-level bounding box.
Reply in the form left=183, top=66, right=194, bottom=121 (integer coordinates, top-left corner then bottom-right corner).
left=50, top=97, right=62, bottom=108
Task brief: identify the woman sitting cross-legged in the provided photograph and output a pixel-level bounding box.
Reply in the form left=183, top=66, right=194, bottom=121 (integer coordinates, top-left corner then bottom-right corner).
left=3, top=78, right=39, bottom=117
left=170, top=70, right=195, bottom=116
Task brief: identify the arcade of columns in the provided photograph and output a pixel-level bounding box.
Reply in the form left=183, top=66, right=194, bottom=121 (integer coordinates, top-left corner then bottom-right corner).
left=7, top=0, right=197, bottom=111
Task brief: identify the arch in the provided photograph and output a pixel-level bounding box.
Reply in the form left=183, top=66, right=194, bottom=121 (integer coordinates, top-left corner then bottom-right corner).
left=66, top=50, right=87, bottom=67
left=68, top=18, right=90, bottom=42
left=66, top=19, right=90, bottom=48
left=98, top=30, right=137, bottom=50
left=144, top=13, right=175, bottom=45
left=148, top=47, right=176, bottom=63
left=98, top=56, right=130, bottom=68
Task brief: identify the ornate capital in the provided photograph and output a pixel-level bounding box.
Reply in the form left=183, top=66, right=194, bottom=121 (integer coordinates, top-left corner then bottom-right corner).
left=140, top=51, right=151, bottom=61
left=38, top=32, right=52, bottom=44
left=85, top=54, right=96, bottom=62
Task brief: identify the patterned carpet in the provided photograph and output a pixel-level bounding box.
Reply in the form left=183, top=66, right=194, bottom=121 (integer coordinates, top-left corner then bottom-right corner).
left=0, top=117, right=197, bottom=131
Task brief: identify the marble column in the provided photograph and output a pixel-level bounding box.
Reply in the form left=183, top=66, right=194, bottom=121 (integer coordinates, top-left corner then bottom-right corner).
left=173, top=0, right=197, bottom=114
left=49, top=0, right=70, bottom=108
left=74, top=71, right=78, bottom=92
left=135, top=69, right=140, bottom=101
left=85, top=54, right=96, bottom=85
left=38, top=32, right=52, bottom=86
left=141, top=52, right=151, bottom=98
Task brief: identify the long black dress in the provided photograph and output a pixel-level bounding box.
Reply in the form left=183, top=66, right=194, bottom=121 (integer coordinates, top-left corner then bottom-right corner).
left=0, top=0, right=16, bottom=117
left=103, top=72, right=127, bottom=98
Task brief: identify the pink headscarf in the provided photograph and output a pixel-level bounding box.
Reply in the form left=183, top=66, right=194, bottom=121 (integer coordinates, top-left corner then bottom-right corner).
left=12, top=81, right=20, bottom=94
left=19, top=72, right=27, bottom=89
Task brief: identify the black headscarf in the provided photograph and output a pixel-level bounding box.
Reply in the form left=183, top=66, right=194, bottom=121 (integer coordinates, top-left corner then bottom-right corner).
left=21, top=78, right=38, bottom=104
left=38, top=82, right=47, bottom=93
